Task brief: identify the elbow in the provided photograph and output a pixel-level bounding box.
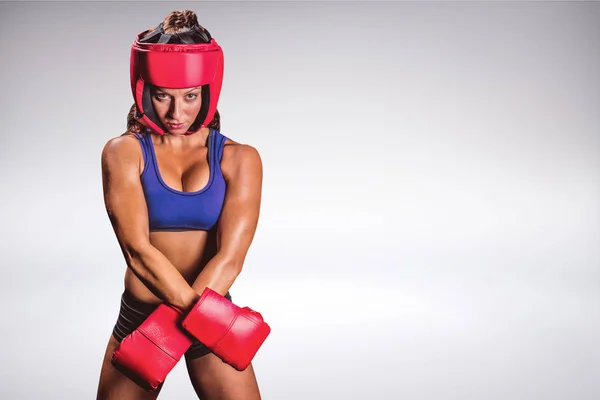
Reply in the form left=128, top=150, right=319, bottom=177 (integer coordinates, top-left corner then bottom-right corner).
left=121, top=239, right=152, bottom=274
left=221, top=257, right=244, bottom=279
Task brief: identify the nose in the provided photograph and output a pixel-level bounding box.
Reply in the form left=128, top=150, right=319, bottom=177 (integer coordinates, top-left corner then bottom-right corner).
left=168, top=98, right=183, bottom=120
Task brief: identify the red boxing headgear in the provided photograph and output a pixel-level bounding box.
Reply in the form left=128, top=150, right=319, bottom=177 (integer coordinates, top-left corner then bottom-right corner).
left=130, top=24, right=224, bottom=135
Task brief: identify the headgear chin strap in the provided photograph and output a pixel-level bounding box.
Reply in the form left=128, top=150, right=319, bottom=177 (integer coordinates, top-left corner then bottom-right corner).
left=130, top=23, right=224, bottom=135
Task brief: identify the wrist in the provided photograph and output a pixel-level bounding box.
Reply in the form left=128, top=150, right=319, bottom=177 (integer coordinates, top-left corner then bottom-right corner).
left=178, top=289, right=200, bottom=314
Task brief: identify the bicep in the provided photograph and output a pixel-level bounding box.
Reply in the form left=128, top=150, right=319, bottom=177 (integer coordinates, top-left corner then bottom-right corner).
left=217, top=145, right=263, bottom=261
left=101, top=137, right=150, bottom=254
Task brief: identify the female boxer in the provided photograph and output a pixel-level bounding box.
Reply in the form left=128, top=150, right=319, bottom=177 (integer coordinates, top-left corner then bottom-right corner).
left=96, top=10, right=268, bottom=400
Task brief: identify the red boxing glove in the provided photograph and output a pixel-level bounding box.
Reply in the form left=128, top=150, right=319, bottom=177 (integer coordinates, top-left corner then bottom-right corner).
left=111, top=304, right=193, bottom=391
left=181, top=288, right=271, bottom=371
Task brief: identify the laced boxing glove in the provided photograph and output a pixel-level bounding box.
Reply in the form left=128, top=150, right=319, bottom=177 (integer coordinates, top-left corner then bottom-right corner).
left=181, top=287, right=271, bottom=371
left=111, top=304, right=193, bottom=391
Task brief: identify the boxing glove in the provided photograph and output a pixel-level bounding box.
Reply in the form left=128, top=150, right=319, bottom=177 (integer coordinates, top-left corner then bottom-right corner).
left=181, top=287, right=271, bottom=371
left=111, top=304, right=193, bottom=391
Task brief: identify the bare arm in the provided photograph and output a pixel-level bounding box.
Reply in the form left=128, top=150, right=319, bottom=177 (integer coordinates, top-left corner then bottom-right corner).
left=101, top=135, right=198, bottom=310
left=191, top=143, right=263, bottom=301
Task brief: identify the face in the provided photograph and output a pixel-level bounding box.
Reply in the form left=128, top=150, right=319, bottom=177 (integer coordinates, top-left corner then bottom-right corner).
left=150, top=86, right=203, bottom=135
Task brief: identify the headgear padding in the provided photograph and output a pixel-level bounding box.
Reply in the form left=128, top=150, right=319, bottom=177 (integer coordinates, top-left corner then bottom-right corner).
left=130, top=23, right=224, bottom=135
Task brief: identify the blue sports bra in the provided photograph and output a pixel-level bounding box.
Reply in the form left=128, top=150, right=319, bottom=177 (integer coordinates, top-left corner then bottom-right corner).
left=134, top=129, right=228, bottom=232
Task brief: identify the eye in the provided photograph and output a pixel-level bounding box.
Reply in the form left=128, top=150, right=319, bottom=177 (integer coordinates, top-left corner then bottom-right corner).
left=186, top=93, right=199, bottom=100
left=154, top=93, right=169, bottom=101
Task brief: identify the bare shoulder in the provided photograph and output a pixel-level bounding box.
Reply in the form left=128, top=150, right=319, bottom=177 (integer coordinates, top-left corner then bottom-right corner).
left=101, top=133, right=143, bottom=173
left=102, top=133, right=140, bottom=157
left=221, top=139, right=262, bottom=178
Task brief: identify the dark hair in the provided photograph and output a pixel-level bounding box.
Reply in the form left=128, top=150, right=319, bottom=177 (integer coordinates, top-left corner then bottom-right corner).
left=126, top=10, right=220, bottom=135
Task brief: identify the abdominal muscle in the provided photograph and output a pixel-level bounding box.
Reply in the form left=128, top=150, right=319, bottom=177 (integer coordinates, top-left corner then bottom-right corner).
left=123, top=229, right=217, bottom=304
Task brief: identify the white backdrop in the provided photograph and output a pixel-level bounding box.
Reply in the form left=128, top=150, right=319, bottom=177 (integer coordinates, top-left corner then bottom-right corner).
left=1, top=1, right=599, bottom=399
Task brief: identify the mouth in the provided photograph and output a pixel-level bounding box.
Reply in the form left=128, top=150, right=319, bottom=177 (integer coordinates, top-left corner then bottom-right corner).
left=166, top=122, right=185, bottom=130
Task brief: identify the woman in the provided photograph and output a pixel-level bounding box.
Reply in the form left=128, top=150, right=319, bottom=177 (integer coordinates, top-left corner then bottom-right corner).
left=96, top=10, right=266, bottom=400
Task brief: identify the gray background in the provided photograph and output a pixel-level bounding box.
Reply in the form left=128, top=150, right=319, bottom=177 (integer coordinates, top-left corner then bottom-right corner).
left=1, top=1, right=599, bottom=399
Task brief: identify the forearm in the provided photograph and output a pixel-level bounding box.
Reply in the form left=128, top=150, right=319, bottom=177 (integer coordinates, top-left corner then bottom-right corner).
left=191, top=253, right=242, bottom=299
left=124, top=242, right=199, bottom=311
